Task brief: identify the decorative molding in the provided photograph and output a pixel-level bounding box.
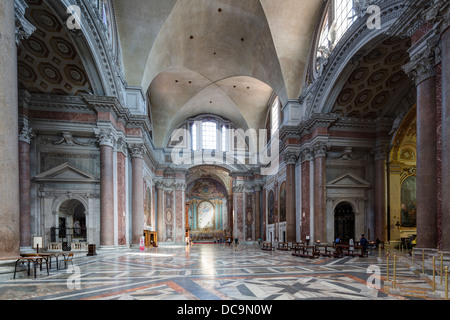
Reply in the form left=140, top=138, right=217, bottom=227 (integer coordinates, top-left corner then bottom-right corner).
left=18, top=125, right=35, bottom=144
left=14, top=0, right=35, bottom=45
left=50, top=132, right=94, bottom=147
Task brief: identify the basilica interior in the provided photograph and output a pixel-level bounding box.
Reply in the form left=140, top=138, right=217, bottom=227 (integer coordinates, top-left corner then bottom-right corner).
left=0, top=0, right=449, bottom=301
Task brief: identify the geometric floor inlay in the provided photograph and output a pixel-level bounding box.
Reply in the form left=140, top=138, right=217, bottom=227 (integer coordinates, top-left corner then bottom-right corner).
left=0, top=243, right=445, bottom=301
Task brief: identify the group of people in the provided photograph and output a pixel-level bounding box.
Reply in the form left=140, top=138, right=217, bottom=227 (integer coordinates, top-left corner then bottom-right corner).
left=334, top=234, right=369, bottom=254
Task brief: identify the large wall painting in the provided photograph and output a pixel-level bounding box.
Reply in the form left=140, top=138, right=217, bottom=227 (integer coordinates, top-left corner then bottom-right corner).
left=197, top=201, right=215, bottom=229
left=400, top=176, right=416, bottom=228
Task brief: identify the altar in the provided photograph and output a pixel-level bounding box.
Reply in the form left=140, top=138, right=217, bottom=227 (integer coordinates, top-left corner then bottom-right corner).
left=144, top=230, right=158, bottom=247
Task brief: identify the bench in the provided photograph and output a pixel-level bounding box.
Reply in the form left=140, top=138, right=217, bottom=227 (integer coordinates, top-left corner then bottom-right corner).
left=338, top=244, right=367, bottom=257
left=315, top=244, right=342, bottom=258
left=277, top=242, right=290, bottom=251
left=292, top=245, right=317, bottom=259
left=262, top=242, right=274, bottom=251
left=291, top=242, right=303, bottom=251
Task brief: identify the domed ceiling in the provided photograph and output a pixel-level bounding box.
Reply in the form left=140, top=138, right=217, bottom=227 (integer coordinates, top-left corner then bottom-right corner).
left=114, top=0, right=323, bottom=147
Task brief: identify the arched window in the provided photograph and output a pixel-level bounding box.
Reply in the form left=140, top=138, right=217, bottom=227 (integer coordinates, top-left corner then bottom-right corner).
left=315, top=0, right=357, bottom=73
left=271, top=96, right=280, bottom=137
left=187, top=115, right=234, bottom=152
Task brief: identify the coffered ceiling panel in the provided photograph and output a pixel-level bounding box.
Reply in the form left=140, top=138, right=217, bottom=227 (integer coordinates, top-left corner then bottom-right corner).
left=17, top=0, right=93, bottom=96
left=332, top=37, right=412, bottom=119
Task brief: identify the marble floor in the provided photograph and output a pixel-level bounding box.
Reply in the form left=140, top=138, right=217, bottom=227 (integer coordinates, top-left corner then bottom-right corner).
left=0, top=243, right=446, bottom=301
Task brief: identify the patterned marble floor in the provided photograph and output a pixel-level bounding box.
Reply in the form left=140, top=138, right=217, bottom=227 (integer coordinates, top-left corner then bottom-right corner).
left=0, top=243, right=445, bottom=301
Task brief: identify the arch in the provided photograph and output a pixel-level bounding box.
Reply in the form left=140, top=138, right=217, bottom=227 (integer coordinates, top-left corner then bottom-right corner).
left=51, top=193, right=89, bottom=216
left=302, top=1, right=406, bottom=117
left=334, top=201, right=356, bottom=243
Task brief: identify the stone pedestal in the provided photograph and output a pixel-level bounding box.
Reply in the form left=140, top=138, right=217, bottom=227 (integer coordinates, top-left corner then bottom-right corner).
left=0, top=0, right=20, bottom=259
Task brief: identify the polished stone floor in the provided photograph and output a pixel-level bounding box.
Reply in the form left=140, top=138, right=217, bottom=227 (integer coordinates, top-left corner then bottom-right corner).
left=0, top=243, right=445, bottom=301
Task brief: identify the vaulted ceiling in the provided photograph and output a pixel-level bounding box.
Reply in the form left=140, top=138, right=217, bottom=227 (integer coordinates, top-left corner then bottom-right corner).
left=114, top=0, right=323, bottom=147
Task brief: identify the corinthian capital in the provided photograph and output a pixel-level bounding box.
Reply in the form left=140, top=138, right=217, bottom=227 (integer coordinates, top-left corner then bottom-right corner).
left=18, top=125, right=34, bottom=144
left=283, top=151, right=299, bottom=165
left=95, top=129, right=116, bottom=147
left=374, top=139, right=390, bottom=161
left=312, top=142, right=328, bottom=159
left=128, top=143, right=145, bottom=158
left=402, top=47, right=436, bottom=86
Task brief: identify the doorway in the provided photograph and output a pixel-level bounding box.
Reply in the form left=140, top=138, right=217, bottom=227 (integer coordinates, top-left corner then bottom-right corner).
left=334, top=202, right=355, bottom=243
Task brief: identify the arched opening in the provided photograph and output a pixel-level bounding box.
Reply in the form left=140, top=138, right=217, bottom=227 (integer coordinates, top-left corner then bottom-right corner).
left=186, top=176, right=228, bottom=242
left=53, top=199, right=87, bottom=250
left=334, top=202, right=355, bottom=243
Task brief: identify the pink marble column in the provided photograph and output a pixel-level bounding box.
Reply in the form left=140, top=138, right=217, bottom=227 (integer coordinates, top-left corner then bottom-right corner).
left=19, top=127, right=34, bottom=248
left=0, top=0, right=20, bottom=259
left=284, top=153, right=298, bottom=243
left=116, top=141, right=127, bottom=246
left=403, top=38, right=439, bottom=249
left=130, top=144, right=144, bottom=245
left=416, top=76, right=438, bottom=248
left=255, top=186, right=261, bottom=241
left=440, top=26, right=450, bottom=250
left=374, top=142, right=388, bottom=243
left=97, top=131, right=115, bottom=247
left=156, top=183, right=164, bottom=242
left=300, top=150, right=312, bottom=243
left=313, top=145, right=327, bottom=243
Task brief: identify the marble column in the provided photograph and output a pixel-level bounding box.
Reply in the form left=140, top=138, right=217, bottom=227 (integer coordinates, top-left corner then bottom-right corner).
left=130, top=143, right=145, bottom=245
left=156, top=182, right=164, bottom=242
left=404, top=45, right=438, bottom=249
left=254, top=186, right=261, bottom=241
left=228, top=194, right=234, bottom=238
left=0, top=0, right=20, bottom=259
left=19, top=125, right=34, bottom=248
left=440, top=25, right=450, bottom=250
left=374, top=140, right=388, bottom=242
left=313, top=143, right=327, bottom=243
left=96, top=130, right=115, bottom=247
left=300, top=149, right=312, bottom=243
left=284, top=152, right=298, bottom=243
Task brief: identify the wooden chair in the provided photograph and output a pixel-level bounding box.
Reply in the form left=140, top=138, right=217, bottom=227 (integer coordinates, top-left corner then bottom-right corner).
left=59, top=252, right=74, bottom=269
